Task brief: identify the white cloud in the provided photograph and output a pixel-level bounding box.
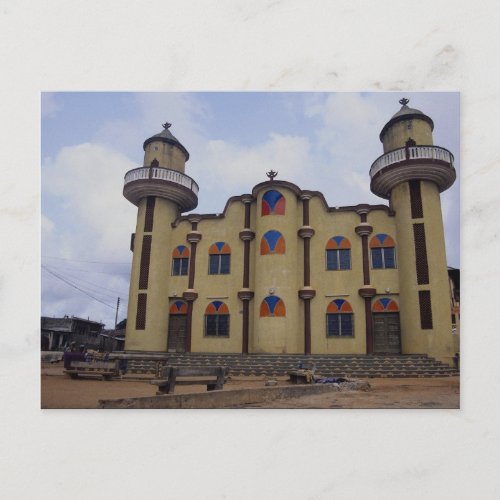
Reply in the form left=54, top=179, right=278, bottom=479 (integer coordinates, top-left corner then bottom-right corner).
left=42, top=142, right=137, bottom=259
left=42, top=142, right=137, bottom=326
left=191, top=133, right=312, bottom=210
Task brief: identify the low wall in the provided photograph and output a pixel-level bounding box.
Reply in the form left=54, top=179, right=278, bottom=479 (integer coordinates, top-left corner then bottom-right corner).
left=98, top=381, right=370, bottom=409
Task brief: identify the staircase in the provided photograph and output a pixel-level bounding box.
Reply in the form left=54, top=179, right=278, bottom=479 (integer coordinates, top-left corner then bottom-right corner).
left=119, top=353, right=458, bottom=378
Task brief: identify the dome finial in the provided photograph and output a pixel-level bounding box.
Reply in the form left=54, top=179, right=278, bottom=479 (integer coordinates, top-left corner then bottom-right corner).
left=399, top=97, right=410, bottom=106
left=162, top=122, right=172, bottom=129
left=266, top=169, right=278, bottom=181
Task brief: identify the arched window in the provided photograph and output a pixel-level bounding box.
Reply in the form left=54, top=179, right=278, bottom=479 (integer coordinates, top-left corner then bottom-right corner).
left=260, top=230, right=286, bottom=255
left=169, top=300, right=188, bottom=314
left=260, top=296, right=286, bottom=317
left=370, top=234, right=396, bottom=269
left=261, top=190, right=285, bottom=216
left=205, top=301, right=229, bottom=337
left=171, top=245, right=190, bottom=276
left=372, top=298, right=399, bottom=312
left=326, top=236, right=351, bottom=270
left=208, top=242, right=231, bottom=275
left=326, top=299, right=354, bottom=336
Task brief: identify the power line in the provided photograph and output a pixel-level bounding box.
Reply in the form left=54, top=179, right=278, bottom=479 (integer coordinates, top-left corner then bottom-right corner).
left=42, top=255, right=130, bottom=265
left=42, top=265, right=117, bottom=310
left=41, top=261, right=131, bottom=276
left=42, top=263, right=129, bottom=298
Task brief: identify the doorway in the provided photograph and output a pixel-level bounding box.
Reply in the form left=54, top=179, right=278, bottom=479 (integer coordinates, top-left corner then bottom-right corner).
left=373, top=313, right=401, bottom=354
left=167, top=315, right=187, bottom=352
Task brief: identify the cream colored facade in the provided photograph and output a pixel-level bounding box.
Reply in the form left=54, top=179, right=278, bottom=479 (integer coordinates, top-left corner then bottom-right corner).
left=124, top=101, right=457, bottom=365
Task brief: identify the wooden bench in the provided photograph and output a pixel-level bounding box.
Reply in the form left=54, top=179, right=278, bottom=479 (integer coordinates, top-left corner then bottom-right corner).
left=65, top=360, right=120, bottom=380
left=288, top=369, right=315, bottom=384
left=151, top=366, right=228, bottom=394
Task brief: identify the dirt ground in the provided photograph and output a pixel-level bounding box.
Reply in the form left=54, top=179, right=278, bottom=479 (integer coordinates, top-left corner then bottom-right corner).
left=40, top=363, right=459, bottom=409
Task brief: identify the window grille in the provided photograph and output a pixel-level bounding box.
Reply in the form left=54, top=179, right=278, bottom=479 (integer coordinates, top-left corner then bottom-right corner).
left=409, top=180, right=423, bottom=218
left=144, top=196, right=156, bottom=232
left=136, top=293, right=147, bottom=330
left=413, top=223, right=429, bottom=284
left=139, top=235, right=152, bottom=289
left=419, top=290, right=433, bottom=329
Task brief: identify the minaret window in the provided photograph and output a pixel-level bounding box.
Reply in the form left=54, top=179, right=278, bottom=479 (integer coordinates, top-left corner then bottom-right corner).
left=208, top=242, right=231, bottom=275
left=260, top=230, right=286, bottom=255
left=326, top=299, right=353, bottom=337
left=171, top=245, right=190, bottom=276
left=204, top=301, right=230, bottom=337
left=326, top=236, right=351, bottom=270
left=261, top=190, right=285, bottom=216
left=370, top=234, right=396, bottom=269
left=260, top=296, right=286, bottom=317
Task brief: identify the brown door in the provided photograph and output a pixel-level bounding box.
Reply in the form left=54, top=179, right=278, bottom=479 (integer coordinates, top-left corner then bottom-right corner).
left=373, top=313, right=401, bottom=354
left=167, top=315, right=187, bottom=352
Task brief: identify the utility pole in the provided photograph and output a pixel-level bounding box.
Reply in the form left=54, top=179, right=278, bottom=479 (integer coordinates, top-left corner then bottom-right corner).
left=115, top=297, right=120, bottom=330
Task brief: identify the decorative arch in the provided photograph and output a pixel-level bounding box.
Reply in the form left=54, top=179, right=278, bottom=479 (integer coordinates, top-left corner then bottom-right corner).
left=260, top=296, right=286, bottom=317
left=261, top=190, right=285, bottom=216
left=369, top=233, right=396, bottom=248
left=172, top=245, right=190, bottom=258
left=372, top=298, right=399, bottom=312
left=205, top=301, right=230, bottom=315
left=326, top=299, right=353, bottom=313
left=208, top=242, right=231, bottom=255
left=169, top=300, right=188, bottom=315
left=260, top=230, right=286, bottom=255
left=326, top=299, right=354, bottom=336
left=326, top=236, right=351, bottom=249
left=204, top=301, right=229, bottom=337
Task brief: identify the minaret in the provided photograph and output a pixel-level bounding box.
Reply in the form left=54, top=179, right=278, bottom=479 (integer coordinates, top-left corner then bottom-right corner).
left=123, top=123, right=198, bottom=351
left=370, top=98, right=456, bottom=365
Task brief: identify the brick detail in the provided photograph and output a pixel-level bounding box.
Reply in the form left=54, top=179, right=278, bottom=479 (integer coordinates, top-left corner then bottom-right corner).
left=144, top=196, right=156, bottom=232
left=409, top=180, right=423, bottom=218
left=418, top=290, right=433, bottom=329
left=139, top=235, right=152, bottom=289
left=413, top=223, right=429, bottom=285
left=136, top=293, right=147, bottom=330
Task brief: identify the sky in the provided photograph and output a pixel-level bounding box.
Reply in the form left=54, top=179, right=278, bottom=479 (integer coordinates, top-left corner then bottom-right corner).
left=41, top=92, right=460, bottom=329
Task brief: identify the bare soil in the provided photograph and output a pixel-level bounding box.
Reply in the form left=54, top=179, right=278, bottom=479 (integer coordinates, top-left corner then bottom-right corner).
left=40, top=363, right=459, bottom=409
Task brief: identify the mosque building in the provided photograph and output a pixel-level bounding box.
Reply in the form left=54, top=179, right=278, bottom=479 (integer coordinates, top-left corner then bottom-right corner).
left=122, top=98, right=457, bottom=366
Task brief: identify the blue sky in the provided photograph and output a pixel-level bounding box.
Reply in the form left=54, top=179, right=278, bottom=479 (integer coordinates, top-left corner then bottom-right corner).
left=41, top=92, right=459, bottom=328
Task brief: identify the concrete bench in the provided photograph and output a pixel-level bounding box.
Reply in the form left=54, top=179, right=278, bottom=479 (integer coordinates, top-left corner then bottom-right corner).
left=151, top=366, right=227, bottom=394
left=65, top=360, right=120, bottom=380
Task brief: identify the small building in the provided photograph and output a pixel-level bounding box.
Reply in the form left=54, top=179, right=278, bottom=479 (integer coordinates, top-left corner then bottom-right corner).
left=41, top=315, right=104, bottom=351
left=99, top=329, right=126, bottom=352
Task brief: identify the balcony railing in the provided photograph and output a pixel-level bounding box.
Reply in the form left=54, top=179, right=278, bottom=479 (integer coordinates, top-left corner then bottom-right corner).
left=370, top=145, right=455, bottom=178
left=124, top=166, right=199, bottom=196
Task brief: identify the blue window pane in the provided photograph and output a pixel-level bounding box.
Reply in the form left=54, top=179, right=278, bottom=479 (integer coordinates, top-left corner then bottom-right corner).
left=220, top=254, right=230, bottom=274
left=326, top=249, right=338, bottom=270
left=172, top=259, right=179, bottom=275
left=327, top=314, right=340, bottom=336
left=372, top=248, right=383, bottom=269
left=206, top=315, right=217, bottom=335
left=384, top=248, right=395, bottom=268
left=180, top=258, right=189, bottom=275
left=340, top=314, right=353, bottom=336
left=339, top=249, right=351, bottom=270
left=209, top=255, right=219, bottom=274
left=217, top=315, right=229, bottom=336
